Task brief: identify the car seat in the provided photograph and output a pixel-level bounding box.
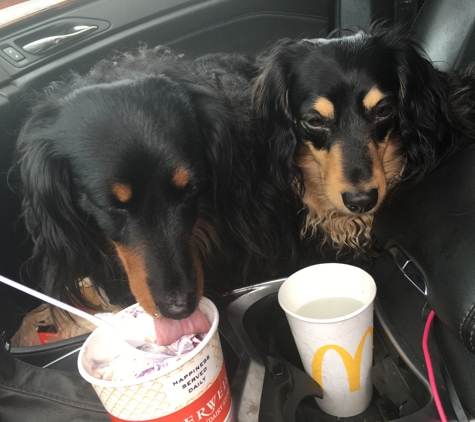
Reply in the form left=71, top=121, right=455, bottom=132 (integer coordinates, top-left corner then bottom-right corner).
left=372, top=0, right=475, bottom=418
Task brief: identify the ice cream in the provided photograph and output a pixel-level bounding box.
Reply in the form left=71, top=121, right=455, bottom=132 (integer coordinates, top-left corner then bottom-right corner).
left=77, top=297, right=232, bottom=422
left=82, top=304, right=211, bottom=382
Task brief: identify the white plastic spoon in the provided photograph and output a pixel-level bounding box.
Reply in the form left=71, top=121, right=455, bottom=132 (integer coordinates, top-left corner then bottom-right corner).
left=0, top=274, right=144, bottom=358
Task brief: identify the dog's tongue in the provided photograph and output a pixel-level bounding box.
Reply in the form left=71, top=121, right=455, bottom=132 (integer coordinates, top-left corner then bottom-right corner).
left=154, top=308, right=211, bottom=346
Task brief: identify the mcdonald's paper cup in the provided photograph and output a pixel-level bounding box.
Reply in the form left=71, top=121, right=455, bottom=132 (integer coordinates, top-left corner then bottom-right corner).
left=78, top=297, right=234, bottom=422
left=278, top=263, right=377, bottom=417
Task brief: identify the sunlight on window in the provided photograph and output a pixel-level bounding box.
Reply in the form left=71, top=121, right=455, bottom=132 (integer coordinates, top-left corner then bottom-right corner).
left=0, top=0, right=71, bottom=28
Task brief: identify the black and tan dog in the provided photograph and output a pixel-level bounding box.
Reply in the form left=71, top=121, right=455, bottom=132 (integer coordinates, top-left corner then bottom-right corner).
left=16, top=25, right=475, bottom=320
left=15, top=48, right=292, bottom=319
left=252, top=24, right=475, bottom=259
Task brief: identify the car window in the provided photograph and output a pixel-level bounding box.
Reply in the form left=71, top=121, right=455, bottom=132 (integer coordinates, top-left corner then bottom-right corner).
left=0, top=0, right=76, bottom=28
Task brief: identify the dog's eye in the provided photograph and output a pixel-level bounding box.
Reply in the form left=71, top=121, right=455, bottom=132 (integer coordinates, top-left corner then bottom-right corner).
left=108, top=206, right=129, bottom=217
left=374, top=104, right=395, bottom=121
left=302, top=117, right=327, bottom=131
left=182, top=184, right=198, bottom=200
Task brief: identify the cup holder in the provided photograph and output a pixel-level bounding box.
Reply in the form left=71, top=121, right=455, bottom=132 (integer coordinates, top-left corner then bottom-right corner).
left=218, top=280, right=439, bottom=422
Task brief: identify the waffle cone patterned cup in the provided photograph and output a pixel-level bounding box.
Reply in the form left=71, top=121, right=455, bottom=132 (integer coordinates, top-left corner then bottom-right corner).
left=78, top=297, right=234, bottom=422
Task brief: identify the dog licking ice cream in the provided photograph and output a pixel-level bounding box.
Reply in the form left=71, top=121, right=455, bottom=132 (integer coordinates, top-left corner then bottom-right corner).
left=83, top=305, right=211, bottom=382
left=78, top=297, right=233, bottom=422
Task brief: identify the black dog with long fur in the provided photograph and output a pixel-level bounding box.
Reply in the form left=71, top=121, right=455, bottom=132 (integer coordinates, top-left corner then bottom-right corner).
left=16, top=48, right=293, bottom=320
left=252, top=24, right=475, bottom=260
left=18, top=25, right=475, bottom=320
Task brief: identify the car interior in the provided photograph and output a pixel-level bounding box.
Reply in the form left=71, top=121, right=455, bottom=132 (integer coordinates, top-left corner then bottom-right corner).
left=1, top=0, right=475, bottom=421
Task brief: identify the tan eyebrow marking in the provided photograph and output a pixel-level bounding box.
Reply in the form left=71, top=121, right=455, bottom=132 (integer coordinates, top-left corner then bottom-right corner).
left=111, top=183, right=132, bottom=203
left=363, top=87, right=385, bottom=110
left=173, top=167, right=189, bottom=188
left=313, top=97, right=335, bottom=119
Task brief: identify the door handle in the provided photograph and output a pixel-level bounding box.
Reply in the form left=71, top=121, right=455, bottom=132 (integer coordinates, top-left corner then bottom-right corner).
left=23, top=25, right=98, bottom=55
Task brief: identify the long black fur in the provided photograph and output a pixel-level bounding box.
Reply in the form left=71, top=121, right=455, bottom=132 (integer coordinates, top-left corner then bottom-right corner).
left=15, top=47, right=298, bottom=319
left=251, top=23, right=475, bottom=259
left=17, top=24, right=475, bottom=318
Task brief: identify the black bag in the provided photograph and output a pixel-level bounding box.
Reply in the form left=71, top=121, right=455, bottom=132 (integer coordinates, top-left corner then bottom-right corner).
left=0, top=334, right=109, bottom=422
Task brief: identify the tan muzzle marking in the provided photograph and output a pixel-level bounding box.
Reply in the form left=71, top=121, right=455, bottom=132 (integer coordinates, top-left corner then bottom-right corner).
left=112, top=242, right=158, bottom=316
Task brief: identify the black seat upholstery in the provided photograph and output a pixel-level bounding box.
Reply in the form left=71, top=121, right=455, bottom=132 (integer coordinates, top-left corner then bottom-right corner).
left=411, top=0, right=475, bottom=71
left=374, top=146, right=475, bottom=354
left=373, top=146, right=475, bottom=419
left=372, top=0, right=475, bottom=415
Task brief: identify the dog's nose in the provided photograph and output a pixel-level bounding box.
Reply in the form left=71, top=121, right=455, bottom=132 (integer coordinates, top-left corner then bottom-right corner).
left=160, top=306, right=192, bottom=320
left=158, top=291, right=199, bottom=320
left=341, top=189, right=378, bottom=214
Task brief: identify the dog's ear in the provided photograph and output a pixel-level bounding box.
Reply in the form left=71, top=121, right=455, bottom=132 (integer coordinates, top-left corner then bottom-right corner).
left=186, top=72, right=302, bottom=277
left=252, top=39, right=297, bottom=154
left=16, top=101, right=122, bottom=309
left=251, top=39, right=310, bottom=197
left=390, top=34, right=456, bottom=182
left=185, top=83, right=236, bottom=202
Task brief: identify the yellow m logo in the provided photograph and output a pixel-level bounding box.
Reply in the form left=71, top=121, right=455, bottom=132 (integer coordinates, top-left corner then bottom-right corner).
left=311, top=326, right=373, bottom=393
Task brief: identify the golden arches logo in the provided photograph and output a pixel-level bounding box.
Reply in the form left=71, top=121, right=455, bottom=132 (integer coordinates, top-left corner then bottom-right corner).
left=311, top=327, right=373, bottom=393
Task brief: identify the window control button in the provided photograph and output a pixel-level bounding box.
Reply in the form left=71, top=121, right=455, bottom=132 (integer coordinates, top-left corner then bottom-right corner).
left=2, top=46, right=25, bottom=61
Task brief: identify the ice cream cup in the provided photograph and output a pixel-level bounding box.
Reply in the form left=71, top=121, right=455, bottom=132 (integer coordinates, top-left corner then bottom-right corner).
left=278, top=263, right=377, bottom=417
left=78, top=297, right=234, bottom=422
